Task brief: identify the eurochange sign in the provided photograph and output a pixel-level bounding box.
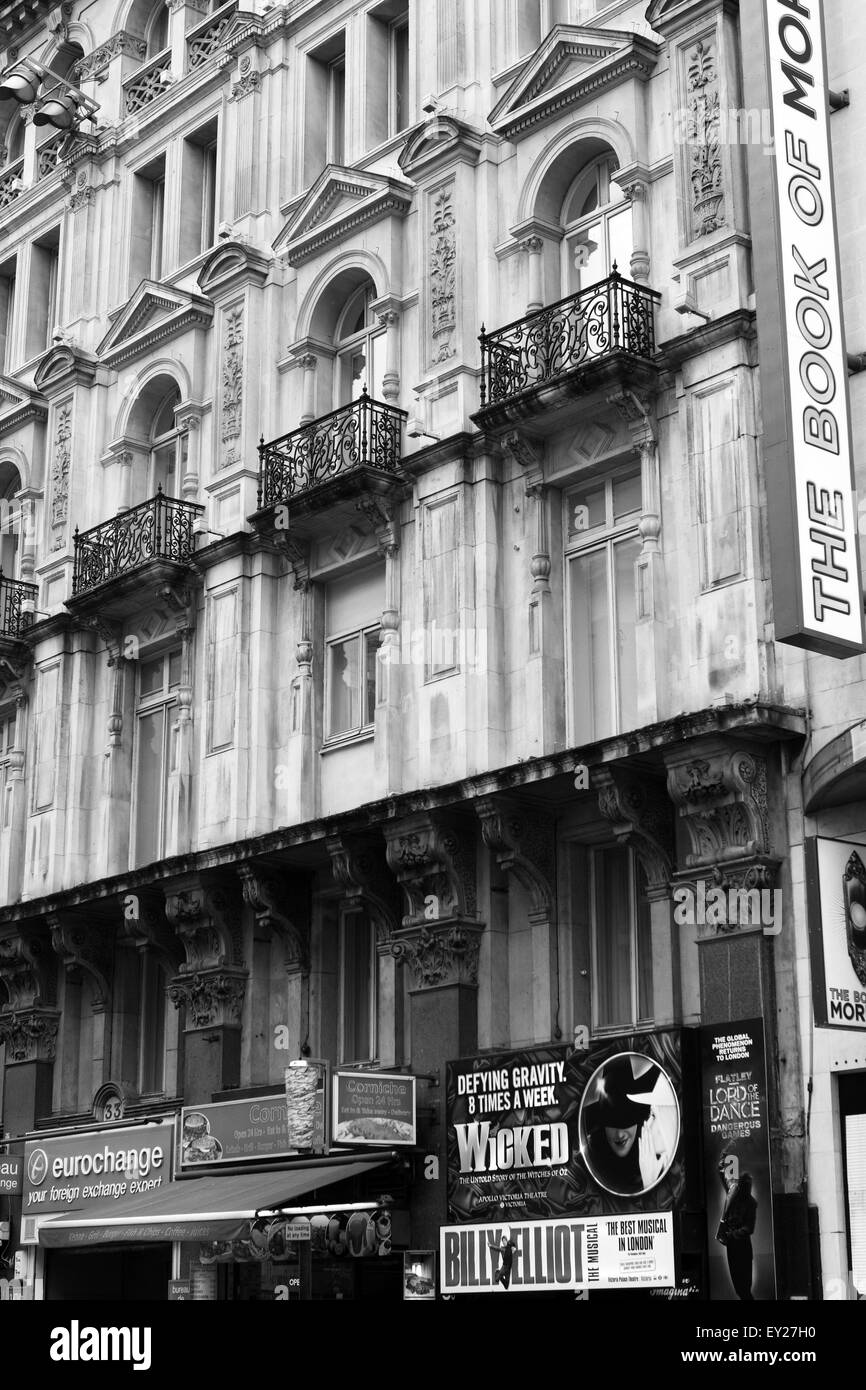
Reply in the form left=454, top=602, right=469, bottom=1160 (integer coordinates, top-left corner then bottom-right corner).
left=439, top=1213, right=675, bottom=1294
left=23, top=1121, right=175, bottom=1219
left=759, top=0, right=865, bottom=655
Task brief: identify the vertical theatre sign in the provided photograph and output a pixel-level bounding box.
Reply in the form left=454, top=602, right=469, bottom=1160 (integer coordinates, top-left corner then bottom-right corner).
left=755, top=0, right=864, bottom=655
left=700, top=1021, right=776, bottom=1300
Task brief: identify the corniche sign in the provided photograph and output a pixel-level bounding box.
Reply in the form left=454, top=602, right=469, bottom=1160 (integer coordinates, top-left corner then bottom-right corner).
left=756, top=0, right=865, bottom=656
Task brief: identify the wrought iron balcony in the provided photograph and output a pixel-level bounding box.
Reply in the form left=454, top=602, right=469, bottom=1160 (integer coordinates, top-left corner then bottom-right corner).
left=72, top=490, right=203, bottom=598
left=0, top=572, right=37, bottom=639
left=257, top=390, right=407, bottom=510
left=477, top=269, right=661, bottom=415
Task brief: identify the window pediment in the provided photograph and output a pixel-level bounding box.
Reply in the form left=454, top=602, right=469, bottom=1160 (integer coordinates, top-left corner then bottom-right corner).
left=489, top=25, right=660, bottom=143
left=0, top=373, right=48, bottom=433
left=97, top=281, right=214, bottom=368
left=197, top=239, right=271, bottom=298
left=397, top=116, right=484, bottom=180
left=273, top=166, right=413, bottom=268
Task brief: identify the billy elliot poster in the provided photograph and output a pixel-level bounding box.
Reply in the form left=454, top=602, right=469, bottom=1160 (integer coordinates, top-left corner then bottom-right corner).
left=446, top=1032, right=685, bottom=1227
left=700, top=1020, right=776, bottom=1300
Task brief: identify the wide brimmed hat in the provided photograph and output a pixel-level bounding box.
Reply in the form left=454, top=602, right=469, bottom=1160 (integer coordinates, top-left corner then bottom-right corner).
left=583, top=1055, right=661, bottom=1132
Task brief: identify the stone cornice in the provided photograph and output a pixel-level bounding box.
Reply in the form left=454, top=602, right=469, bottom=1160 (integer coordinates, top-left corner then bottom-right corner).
left=0, top=702, right=806, bottom=930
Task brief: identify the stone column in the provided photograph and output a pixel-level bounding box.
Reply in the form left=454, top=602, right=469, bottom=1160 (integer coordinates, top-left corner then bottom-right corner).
left=621, top=179, right=650, bottom=284
left=384, top=812, right=482, bottom=1249
left=665, top=741, right=780, bottom=1028
left=522, top=235, right=545, bottom=314
left=299, top=354, right=318, bottom=426
left=378, top=310, right=401, bottom=404
left=164, top=874, right=247, bottom=1103
left=0, top=926, right=59, bottom=1136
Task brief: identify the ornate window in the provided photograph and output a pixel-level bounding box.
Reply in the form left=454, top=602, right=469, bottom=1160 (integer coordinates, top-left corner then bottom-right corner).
left=324, top=564, right=383, bottom=745
left=132, top=644, right=181, bottom=867
left=565, top=466, right=641, bottom=743
left=149, top=387, right=182, bottom=496
left=335, top=282, right=385, bottom=404
left=561, top=154, right=633, bottom=292
left=145, top=2, right=170, bottom=59
left=590, top=846, right=653, bottom=1031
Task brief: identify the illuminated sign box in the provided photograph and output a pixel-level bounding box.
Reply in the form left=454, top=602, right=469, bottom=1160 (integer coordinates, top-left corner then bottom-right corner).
left=753, top=0, right=865, bottom=655
left=332, top=1071, right=416, bottom=1146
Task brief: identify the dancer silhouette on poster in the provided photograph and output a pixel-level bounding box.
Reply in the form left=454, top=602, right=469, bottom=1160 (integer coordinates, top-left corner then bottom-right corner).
left=489, top=1229, right=520, bottom=1290
left=717, top=1158, right=758, bottom=1300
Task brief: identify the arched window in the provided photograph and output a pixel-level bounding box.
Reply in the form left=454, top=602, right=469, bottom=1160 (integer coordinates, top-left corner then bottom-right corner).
left=4, top=113, right=24, bottom=166
left=561, top=153, right=633, bottom=292
left=145, top=2, right=170, bottom=59
left=0, top=465, right=22, bottom=579
left=149, top=387, right=181, bottom=496
left=335, top=281, right=385, bottom=404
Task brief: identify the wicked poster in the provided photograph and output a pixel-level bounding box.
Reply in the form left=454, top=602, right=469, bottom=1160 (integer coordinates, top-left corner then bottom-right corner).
left=700, top=1020, right=776, bottom=1300
left=446, top=1032, right=684, bottom=1224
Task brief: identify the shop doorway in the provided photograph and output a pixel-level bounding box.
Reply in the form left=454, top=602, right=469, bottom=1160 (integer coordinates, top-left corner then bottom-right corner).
left=839, top=1071, right=866, bottom=1297
left=45, top=1244, right=172, bottom=1301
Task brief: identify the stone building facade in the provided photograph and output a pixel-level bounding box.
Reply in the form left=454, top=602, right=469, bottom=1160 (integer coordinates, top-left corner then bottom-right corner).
left=0, top=0, right=861, bottom=1301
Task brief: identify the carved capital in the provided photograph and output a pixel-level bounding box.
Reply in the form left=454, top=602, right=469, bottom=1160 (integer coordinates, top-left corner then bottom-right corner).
left=521, top=235, right=544, bottom=255
left=326, top=834, right=401, bottom=945
left=384, top=813, right=476, bottom=928
left=164, top=874, right=244, bottom=973
left=237, top=864, right=310, bottom=972
left=665, top=743, right=770, bottom=870
left=168, top=968, right=247, bottom=1030
left=595, top=768, right=674, bottom=891
left=0, top=1008, right=60, bottom=1063
left=356, top=495, right=399, bottom=557
left=606, top=390, right=656, bottom=453
left=0, top=926, right=56, bottom=1011
left=675, top=859, right=782, bottom=937
left=475, top=796, right=554, bottom=917
left=391, top=921, right=483, bottom=990
left=48, top=914, right=112, bottom=1009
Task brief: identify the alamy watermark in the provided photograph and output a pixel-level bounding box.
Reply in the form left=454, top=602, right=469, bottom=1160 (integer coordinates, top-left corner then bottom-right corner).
left=673, top=106, right=775, bottom=154
left=673, top=880, right=782, bottom=935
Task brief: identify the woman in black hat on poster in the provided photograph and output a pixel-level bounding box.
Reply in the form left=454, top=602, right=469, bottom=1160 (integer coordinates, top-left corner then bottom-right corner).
left=582, top=1056, right=672, bottom=1196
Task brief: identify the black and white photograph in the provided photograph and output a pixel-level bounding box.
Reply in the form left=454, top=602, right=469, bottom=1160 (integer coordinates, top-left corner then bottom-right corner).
left=0, top=0, right=859, bottom=1358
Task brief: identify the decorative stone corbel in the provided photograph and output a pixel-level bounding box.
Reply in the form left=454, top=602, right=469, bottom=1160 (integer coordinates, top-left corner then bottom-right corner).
left=0, top=925, right=56, bottom=1012
left=475, top=796, right=554, bottom=918
left=356, top=495, right=399, bottom=558
left=48, top=913, right=112, bottom=1010
left=237, top=863, right=310, bottom=972
left=665, top=742, right=770, bottom=869
left=595, top=766, right=674, bottom=893
left=118, top=891, right=184, bottom=975
left=166, top=971, right=247, bottom=1029
left=326, top=833, right=401, bottom=946
left=163, top=873, right=244, bottom=973
left=383, top=812, right=477, bottom=927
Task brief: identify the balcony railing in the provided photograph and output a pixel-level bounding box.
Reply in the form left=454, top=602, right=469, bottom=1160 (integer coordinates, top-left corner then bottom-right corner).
left=36, top=131, right=66, bottom=181
left=72, top=490, right=203, bottom=597
left=123, top=49, right=171, bottom=115
left=478, top=268, right=661, bottom=409
left=258, top=390, right=407, bottom=508
left=187, top=0, right=238, bottom=69
left=0, top=157, right=24, bottom=211
left=0, top=572, right=37, bottom=638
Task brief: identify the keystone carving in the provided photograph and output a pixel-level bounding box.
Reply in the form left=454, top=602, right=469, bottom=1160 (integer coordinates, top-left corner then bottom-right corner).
left=595, top=767, right=674, bottom=892
left=237, top=864, right=310, bottom=972
left=383, top=812, right=476, bottom=928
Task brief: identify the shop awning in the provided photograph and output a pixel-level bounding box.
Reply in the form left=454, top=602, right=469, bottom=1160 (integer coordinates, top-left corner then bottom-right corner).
left=37, top=1157, right=392, bottom=1248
